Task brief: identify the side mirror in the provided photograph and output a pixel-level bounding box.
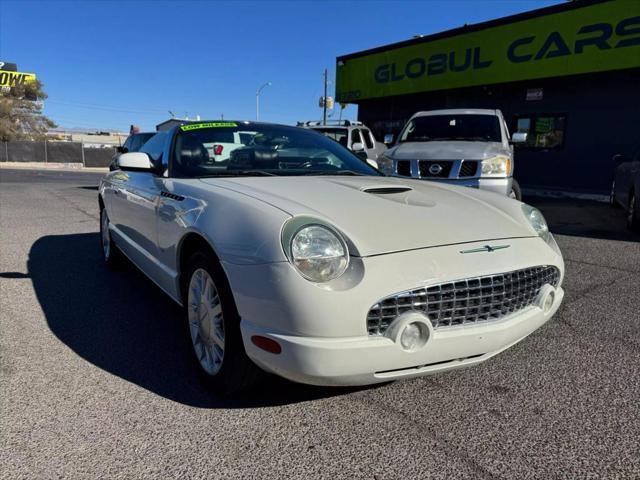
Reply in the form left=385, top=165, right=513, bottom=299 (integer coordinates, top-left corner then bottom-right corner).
left=366, top=158, right=379, bottom=169
left=116, top=146, right=128, bottom=154
left=383, top=134, right=394, bottom=145
left=118, top=152, right=154, bottom=171
left=351, top=142, right=364, bottom=152
left=511, top=132, right=528, bottom=144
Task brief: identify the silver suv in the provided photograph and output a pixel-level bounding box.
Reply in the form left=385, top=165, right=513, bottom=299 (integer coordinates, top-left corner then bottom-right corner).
left=378, top=109, right=525, bottom=199
left=301, top=120, right=387, bottom=160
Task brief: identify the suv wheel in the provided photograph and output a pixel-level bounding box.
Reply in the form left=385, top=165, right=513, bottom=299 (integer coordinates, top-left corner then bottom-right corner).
left=627, top=190, right=639, bottom=232
left=510, top=179, right=522, bottom=201
left=184, top=251, right=260, bottom=394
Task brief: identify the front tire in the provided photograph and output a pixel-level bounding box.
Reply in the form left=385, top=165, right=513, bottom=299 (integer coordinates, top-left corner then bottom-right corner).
left=627, top=190, right=639, bottom=232
left=100, top=208, right=123, bottom=268
left=183, top=251, right=259, bottom=394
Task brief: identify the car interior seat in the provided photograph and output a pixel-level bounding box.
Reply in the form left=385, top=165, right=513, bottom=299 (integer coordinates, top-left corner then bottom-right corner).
left=227, top=147, right=279, bottom=170
left=176, top=134, right=211, bottom=176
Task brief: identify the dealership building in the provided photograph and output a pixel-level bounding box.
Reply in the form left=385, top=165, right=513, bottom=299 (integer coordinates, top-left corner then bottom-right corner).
left=335, top=0, right=640, bottom=194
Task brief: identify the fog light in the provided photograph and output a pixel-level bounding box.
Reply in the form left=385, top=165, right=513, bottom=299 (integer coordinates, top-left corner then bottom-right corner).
left=400, top=322, right=428, bottom=351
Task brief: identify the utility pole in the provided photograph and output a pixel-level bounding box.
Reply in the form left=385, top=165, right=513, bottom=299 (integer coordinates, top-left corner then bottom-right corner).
left=323, top=68, right=328, bottom=126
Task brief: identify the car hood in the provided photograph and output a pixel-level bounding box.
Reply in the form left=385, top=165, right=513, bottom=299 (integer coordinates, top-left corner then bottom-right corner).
left=388, top=141, right=508, bottom=160
left=200, top=176, right=535, bottom=257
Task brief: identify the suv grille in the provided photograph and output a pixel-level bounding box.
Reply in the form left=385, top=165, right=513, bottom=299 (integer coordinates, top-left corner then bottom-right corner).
left=396, top=160, right=411, bottom=177
left=418, top=160, right=453, bottom=178
left=458, top=160, right=478, bottom=177
left=367, top=266, right=560, bottom=335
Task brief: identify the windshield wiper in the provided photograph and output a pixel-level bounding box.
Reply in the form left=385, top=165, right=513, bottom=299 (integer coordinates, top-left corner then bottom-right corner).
left=200, top=170, right=276, bottom=177
left=304, top=170, right=367, bottom=176
left=453, top=136, right=492, bottom=142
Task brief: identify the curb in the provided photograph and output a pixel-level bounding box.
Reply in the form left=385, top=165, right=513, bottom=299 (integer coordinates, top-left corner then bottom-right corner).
left=0, top=162, right=109, bottom=173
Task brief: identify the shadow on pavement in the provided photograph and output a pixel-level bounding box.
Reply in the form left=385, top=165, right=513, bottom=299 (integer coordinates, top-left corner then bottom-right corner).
left=28, top=233, right=371, bottom=408
left=530, top=196, right=640, bottom=242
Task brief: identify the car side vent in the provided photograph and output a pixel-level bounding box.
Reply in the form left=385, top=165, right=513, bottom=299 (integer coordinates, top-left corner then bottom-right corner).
left=363, top=187, right=413, bottom=194
left=161, top=191, right=185, bottom=201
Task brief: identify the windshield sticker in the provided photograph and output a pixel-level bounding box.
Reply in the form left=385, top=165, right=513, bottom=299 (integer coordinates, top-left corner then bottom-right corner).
left=180, top=122, right=238, bottom=131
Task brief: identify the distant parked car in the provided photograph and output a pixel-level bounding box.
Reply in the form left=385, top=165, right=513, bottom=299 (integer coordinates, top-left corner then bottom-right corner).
left=611, top=144, right=640, bottom=231
left=378, top=109, right=525, bottom=200
left=109, top=132, right=155, bottom=171
left=300, top=120, right=387, bottom=161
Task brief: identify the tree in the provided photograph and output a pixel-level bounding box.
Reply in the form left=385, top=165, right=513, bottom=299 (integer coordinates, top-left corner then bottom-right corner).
left=0, top=79, right=56, bottom=141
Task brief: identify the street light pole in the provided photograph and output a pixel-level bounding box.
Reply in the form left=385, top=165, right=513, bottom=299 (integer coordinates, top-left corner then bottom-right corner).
left=256, top=82, right=272, bottom=121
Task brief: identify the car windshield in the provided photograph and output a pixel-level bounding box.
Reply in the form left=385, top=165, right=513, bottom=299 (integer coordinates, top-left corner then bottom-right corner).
left=172, top=122, right=380, bottom=178
left=312, top=128, right=349, bottom=146
left=399, top=114, right=501, bottom=143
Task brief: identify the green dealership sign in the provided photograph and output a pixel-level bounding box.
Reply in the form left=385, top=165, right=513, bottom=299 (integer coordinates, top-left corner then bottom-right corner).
left=336, top=0, right=640, bottom=102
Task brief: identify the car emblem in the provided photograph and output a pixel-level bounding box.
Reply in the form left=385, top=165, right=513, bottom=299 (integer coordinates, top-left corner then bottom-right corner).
left=429, top=164, right=443, bottom=175
left=460, top=245, right=511, bottom=254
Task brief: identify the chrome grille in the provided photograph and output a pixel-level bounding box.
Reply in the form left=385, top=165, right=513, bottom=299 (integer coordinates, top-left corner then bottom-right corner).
left=367, top=266, right=560, bottom=335
left=458, top=160, right=478, bottom=177
left=418, top=160, right=453, bottom=178
left=396, top=160, right=411, bottom=177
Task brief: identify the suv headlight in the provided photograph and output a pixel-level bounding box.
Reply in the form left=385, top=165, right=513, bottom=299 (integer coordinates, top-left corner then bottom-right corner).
left=522, top=204, right=552, bottom=244
left=481, top=155, right=512, bottom=177
left=286, top=223, right=349, bottom=282
left=377, top=155, right=394, bottom=175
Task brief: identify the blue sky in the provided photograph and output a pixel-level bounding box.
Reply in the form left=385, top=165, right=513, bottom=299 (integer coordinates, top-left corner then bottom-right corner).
left=1, top=0, right=558, bottom=132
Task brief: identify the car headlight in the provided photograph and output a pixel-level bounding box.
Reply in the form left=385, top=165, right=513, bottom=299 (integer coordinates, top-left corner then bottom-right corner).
left=287, top=224, right=349, bottom=282
left=377, top=155, right=394, bottom=175
left=522, top=204, right=552, bottom=244
left=481, top=155, right=512, bottom=177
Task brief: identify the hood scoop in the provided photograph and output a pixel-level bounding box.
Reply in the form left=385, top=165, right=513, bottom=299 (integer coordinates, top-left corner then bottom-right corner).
left=362, top=186, right=413, bottom=195
left=361, top=184, right=436, bottom=208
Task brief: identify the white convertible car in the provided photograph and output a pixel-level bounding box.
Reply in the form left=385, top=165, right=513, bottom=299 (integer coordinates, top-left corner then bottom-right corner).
left=99, top=121, right=564, bottom=393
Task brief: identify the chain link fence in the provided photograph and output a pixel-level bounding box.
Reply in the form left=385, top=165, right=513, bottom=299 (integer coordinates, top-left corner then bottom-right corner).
left=0, top=141, right=116, bottom=168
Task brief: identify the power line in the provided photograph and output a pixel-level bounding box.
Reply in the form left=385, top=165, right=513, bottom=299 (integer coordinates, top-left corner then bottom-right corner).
left=45, top=99, right=168, bottom=116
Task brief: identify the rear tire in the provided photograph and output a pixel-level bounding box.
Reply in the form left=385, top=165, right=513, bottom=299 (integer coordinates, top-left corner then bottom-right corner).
left=100, top=208, right=123, bottom=268
left=183, top=251, right=260, bottom=394
left=510, top=179, right=522, bottom=201
left=627, top=190, right=639, bottom=232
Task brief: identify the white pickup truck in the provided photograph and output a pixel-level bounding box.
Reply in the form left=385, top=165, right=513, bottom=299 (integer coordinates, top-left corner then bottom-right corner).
left=301, top=120, right=387, bottom=161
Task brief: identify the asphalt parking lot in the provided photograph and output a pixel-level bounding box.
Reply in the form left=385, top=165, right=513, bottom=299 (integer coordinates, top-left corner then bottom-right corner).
left=1, top=167, right=639, bottom=480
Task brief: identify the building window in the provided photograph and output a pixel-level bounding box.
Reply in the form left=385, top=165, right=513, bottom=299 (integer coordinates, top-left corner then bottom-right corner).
left=513, top=114, right=566, bottom=149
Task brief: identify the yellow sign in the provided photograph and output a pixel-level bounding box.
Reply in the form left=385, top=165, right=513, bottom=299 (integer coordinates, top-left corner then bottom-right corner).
left=336, top=0, right=640, bottom=102
left=0, top=70, right=36, bottom=88
left=181, top=122, right=238, bottom=131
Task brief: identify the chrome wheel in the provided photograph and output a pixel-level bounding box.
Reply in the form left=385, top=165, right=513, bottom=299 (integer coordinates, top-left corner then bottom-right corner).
left=187, top=268, right=225, bottom=376
left=101, top=209, right=111, bottom=260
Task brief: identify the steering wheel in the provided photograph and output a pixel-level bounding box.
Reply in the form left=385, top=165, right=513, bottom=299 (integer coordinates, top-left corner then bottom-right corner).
left=299, top=161, right=315, bottom=169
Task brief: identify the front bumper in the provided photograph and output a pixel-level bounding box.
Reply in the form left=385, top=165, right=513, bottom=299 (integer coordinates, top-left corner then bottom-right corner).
left=241, top=287, right=563, bottom=386
left=223, top=236, right=564, bottom=386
